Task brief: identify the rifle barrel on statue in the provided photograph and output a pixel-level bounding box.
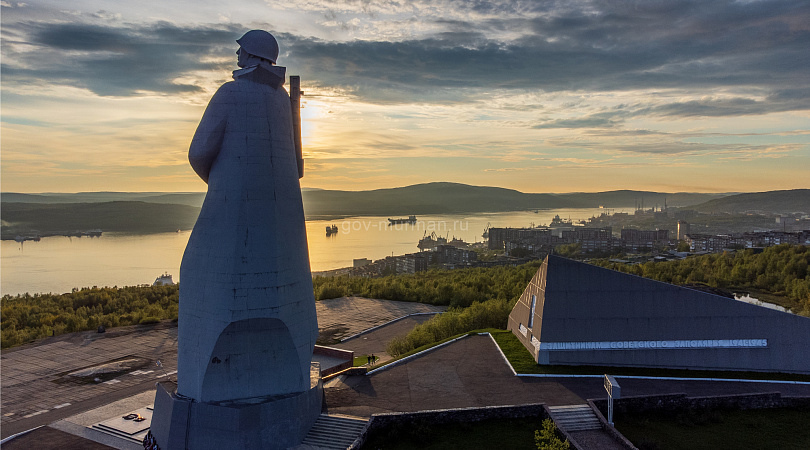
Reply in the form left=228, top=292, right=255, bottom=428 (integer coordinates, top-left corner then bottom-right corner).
left=290, top=75, right=304, bottom=178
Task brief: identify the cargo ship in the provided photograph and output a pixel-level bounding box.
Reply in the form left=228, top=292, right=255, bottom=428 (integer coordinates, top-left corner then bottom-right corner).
left=388, top=215, right=417, bottom=225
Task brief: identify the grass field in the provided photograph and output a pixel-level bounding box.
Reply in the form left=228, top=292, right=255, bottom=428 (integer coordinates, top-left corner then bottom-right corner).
left=616, top=407, right=810, bottom=450
left=353, top=355, right=380, bottom=367
left=490, top=331, right=810, bottom=382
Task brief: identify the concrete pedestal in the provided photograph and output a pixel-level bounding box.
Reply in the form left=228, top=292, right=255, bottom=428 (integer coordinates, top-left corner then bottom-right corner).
left=150, top=368, right=322, bottom=450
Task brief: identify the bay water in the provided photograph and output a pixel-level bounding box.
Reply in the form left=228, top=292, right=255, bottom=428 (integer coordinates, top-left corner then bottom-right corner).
left=1, top=208, right=617, bottom=296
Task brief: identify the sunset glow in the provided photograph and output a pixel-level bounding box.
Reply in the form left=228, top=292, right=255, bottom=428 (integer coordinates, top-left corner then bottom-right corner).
left=2, top=0, right=808, bottom=193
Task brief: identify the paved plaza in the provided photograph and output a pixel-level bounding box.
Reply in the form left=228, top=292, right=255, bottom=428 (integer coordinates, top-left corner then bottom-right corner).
left=316, top=297, right=443, bottom=342
left=1, top=322, right=178, bottom=439
left=326, top=335, right=587, bottom=417
left=0, top=297, right=444, bottom=439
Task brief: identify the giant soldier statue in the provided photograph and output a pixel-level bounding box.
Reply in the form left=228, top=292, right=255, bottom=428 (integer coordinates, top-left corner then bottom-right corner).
left=148, top=30, right=321, bottom=450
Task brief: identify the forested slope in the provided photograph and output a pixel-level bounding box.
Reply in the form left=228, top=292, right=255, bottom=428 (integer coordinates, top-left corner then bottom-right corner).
left=3, top=245, right=807, bottom=351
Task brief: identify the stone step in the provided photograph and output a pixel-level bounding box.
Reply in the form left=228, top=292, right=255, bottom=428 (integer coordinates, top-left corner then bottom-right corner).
left=300, top=437, right=351, bottom=450
left=554, top=415, right=601, bottom=423
left=547, top=404, right=602, bottom=432
left=307, top=421, right=366, bottom=435
left=299, top=437, right=354, bottom=450
left=549, top=408, right=593, bottom=414
left=554, top=419, right=601, bottom=427
left=315, top=416, right=367, bottom=428
left=305, top=426, right=363, bottom=441
left=549, top=411, right=598, bottom=418
left=551, top=413, right=598, bottom=421
left=301, top=414, right=368, bottom=450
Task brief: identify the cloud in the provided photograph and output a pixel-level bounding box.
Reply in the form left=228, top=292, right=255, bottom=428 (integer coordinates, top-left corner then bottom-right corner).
left=278, top=0, right=810, bottom=106
left=640, top=94, right=810, bottom=118
left=532, top=115, right=622, bottom=129
left=547, top=131, right=805, bottom=157
left=528, top=91, right=810, bottom=129
left=4, top=0, right=809, bottom=107
left=2, top=21, right=243, bottom=96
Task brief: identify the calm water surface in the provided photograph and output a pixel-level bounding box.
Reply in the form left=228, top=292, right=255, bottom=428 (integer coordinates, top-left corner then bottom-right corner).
left=1, top=208, right=621, bottom=296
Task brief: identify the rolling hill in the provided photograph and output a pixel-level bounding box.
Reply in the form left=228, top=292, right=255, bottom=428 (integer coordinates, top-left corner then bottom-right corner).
left=7, top=183, right=804, bottom=237
left=1, top=201, right=200, bottom=237
left=688, top=190, right=810, bottom=214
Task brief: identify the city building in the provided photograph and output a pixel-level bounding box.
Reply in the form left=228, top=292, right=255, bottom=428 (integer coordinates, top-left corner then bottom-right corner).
left=433, top=244, right=478, bottom=268
left=561, top=227, right=615, bottom=253
left=353, top=258, right=372, bottom=268
left=685, top=230, right=810, bottom=252
left=487, top=227, right=557, bottom=251
left=620, top=229, right=670, bottom=252
left=676, top=221, right=690, bottom=240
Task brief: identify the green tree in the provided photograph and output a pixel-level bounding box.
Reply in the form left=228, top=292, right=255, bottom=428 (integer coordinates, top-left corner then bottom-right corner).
left=591, top=245, right=810, bottom=316
left=555, top=243, right=581, bottom=258
left=535, top=419, right=570, bottom=450
left=509, top=247, right=532, bottom=258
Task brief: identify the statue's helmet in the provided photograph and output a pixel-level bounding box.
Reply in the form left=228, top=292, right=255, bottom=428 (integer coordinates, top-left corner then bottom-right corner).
left=236, top=30, right=279, bottom=63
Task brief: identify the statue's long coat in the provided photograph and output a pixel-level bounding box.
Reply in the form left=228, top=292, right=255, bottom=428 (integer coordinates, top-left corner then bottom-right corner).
left=178, top=64, right=317, bottom=402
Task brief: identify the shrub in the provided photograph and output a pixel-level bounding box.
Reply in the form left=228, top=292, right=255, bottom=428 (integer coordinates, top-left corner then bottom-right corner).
left=386, top=298, right=513, bottom=356
left=535, top=419, right=570, bottom=450
left=1, top=284, right=180, bottom=348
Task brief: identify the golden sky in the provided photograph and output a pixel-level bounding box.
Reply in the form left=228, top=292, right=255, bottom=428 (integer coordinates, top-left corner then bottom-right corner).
left=2, top=0, right=809, bottom=193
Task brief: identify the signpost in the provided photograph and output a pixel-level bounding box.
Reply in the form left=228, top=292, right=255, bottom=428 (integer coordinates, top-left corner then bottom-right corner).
left=604, top=374, right=621, bottom=426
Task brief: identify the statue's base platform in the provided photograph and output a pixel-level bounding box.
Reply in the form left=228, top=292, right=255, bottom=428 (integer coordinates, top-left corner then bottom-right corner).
left=149, top=376, right=322, bottom=450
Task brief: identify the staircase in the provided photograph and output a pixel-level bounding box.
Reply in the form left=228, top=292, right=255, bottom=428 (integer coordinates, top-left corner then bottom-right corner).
left=547, top=404, right=602, bottom=432
left=300, top=414, right=368, bottom=450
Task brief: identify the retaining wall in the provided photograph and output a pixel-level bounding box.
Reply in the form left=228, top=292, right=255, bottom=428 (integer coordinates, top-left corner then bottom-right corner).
left=591, top=392, right=810, bottom=417
left=349, top=403, right=551, bottom=450
left=313, top=345, right=353, bottom=377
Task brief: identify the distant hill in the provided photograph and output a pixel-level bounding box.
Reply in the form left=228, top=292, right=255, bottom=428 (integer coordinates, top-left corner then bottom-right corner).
left=555, top=190, right=727, bottom=209
left=1, top=202, right=200, bottom=238
left=1, top=183, right=754, bottom=237
left=301, top=183, right=727, bottom=216
left=301, top=182, right=574, bottom=216
left=688, top=190, right=810, bottom=214
left=1, top=192, right=206, bottom=207
left=4, top=184, right=724, bottom=218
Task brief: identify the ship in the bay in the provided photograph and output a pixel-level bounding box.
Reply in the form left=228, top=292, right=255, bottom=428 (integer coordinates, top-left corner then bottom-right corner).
left=153, top=273, right=175, bottom=286
left=388, top=215, right=417, bottom=225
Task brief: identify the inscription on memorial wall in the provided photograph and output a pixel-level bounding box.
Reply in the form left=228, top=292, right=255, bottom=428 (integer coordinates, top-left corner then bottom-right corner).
left=538, top=339, right=768, bottom=351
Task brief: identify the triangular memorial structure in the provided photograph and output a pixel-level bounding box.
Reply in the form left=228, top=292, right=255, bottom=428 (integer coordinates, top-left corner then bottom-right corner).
left=508, top=255, right=810, bottom=374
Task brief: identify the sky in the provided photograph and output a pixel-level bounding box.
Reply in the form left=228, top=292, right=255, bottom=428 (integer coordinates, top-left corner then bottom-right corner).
left=1, top=0, right=809, bottom=194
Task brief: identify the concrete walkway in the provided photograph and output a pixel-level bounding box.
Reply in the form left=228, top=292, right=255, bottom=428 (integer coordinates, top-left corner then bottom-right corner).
left=332, top=314, right=438, bottom=366
left=568, top=430, right=628, bottom=450
left=325, top=335, right=586, bottom=417
left=316, top=296, right=445, bottom=343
